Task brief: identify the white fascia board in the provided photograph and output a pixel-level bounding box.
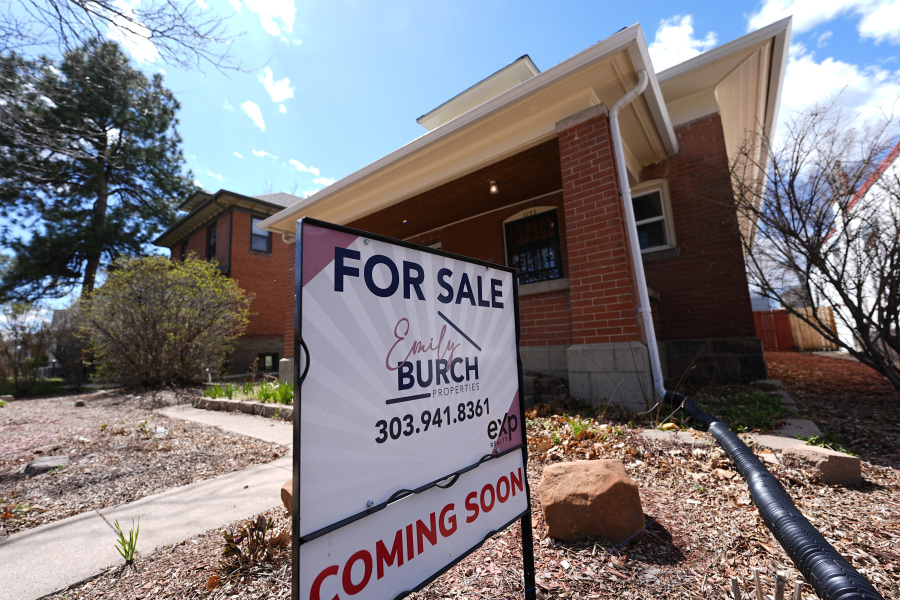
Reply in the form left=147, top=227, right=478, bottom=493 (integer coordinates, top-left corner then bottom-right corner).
left=259, top=24, right=676, bottom=235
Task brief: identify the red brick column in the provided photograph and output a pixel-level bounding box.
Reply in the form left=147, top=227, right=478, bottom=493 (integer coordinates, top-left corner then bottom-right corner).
left=283, top=240, right=296, bottom=360
left=556, top=105, right=640, bottom=345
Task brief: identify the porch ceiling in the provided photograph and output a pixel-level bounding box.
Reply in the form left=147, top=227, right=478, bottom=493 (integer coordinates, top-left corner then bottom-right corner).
left=349, top=139, right=562, bottom=240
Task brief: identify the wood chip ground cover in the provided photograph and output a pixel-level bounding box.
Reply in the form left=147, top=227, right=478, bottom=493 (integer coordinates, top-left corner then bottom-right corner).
left=0, top=390, right=286, bottom=538
left=20, top=353, right=900, bottom=598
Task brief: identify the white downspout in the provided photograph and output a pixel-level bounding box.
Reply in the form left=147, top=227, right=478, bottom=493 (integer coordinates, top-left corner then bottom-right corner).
left=608, top=69, right=667, bottom=400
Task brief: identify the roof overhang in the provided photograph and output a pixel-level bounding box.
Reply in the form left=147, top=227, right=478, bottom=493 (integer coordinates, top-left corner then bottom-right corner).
left=659, top=17, right=791, bottom=169
left=261, top=24, right=677, bottom=236
left=154, top=189, right=296, bottom=248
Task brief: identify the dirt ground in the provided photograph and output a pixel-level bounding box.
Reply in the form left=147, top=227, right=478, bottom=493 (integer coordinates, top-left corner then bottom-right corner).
left=9, top=351, right=900, bottom=599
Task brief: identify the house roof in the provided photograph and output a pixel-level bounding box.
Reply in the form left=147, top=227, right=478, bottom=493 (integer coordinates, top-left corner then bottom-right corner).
left=848, top=135, right=900, bottom=211
left=259, top=23, right=676, bottom=236
left=154, top=189, right=304, bottom=248
left=259, top=19, right=792, bottom=237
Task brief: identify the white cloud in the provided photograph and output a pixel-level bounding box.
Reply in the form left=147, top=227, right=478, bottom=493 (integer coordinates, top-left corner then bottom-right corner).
left=647, top=15, right=717, bottom=72
left=223, top=99, right=235, bottom=111
left=193, top=178, right=203, bottom=187
left=234, top=151, right=244, bottom=158
left=241, top=101, right=266, bottom=131
left=857, top=0, right=900, bottom=44
left=817, top=31, right=833, bottom=48
left=258, top=67, right=295, bottom=103
left=289, top=160, right=320, bottom=176
left=104, top=0, right=162, bottom=64
left=195, top=0, right=208, bottom=9
left=206, top=170, right=224, bottom=180
left=229, top=0, right=242, bottom=12
left=243, top=0, right=295, bottom=37
left=252, top=149, right=278, bottom=159
left=279, top=104, right=287, bottom=113
left=778, top=42, right=900, bottom=131
left=313, top=177, right=335, bottom=186
left=747, top=0, right=900, bottom=44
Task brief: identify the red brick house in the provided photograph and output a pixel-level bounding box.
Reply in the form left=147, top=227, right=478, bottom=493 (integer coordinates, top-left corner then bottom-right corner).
left=154, top=190, right=302, bottom=374
left=260, top=19, right=791, bottom=409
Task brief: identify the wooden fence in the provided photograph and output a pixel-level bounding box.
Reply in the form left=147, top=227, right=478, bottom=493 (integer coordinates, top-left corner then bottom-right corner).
left=753, top=307, right=840, bottom=352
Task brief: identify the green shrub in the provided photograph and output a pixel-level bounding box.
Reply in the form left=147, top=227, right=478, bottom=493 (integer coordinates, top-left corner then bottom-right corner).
left=80, top=255, right=251, bottom=388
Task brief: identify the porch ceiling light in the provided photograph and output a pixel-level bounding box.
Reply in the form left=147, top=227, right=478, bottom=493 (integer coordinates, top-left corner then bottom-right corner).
left=489, top=180, right=499, bottom=195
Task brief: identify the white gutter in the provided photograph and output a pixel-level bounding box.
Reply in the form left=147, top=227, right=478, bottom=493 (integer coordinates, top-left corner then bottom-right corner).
left=608, top=69, right=666, bottom=400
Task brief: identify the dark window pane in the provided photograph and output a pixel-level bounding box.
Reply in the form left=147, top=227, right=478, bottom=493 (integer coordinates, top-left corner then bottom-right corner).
left=206, top=224, right=217, bottom=259
left=637, top=220, right=667, bottom=249
left=251, top=217, right=272, bottom=253
left=505, top=211, right=562, bottom=284
left=633, top=191, right=662, bottom=221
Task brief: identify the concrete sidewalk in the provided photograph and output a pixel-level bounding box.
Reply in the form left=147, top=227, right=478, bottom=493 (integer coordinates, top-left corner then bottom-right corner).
left=0, top=406, right=293, bottom=600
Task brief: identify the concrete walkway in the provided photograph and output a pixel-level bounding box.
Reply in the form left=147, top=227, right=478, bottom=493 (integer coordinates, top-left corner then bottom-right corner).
left=0, top=406, right=293, bottom=600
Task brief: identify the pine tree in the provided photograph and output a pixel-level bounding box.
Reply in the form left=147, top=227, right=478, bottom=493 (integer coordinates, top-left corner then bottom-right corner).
left=0, top=39, right=197, bottom=301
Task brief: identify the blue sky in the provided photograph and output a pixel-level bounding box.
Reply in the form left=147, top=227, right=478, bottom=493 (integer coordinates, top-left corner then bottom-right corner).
left=123, top=0, right=899, bottom=202
left=50, top=0, right=900, bottom=200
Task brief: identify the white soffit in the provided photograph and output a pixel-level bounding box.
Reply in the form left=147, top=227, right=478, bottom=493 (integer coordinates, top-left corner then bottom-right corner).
left=260, top=24, right=677, bottom=235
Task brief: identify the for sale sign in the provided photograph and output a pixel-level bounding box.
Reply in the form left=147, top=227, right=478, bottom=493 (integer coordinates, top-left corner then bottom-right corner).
left=295, top=219, right=524, bottom=538
left=293, top=219, right=533, bottom=600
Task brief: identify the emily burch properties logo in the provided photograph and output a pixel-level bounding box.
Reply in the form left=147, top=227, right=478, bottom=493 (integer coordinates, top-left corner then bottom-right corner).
left=332, top=244, right=520, bottom=450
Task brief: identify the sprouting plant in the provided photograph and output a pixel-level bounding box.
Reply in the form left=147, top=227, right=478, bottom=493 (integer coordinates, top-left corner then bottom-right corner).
left=0, top=399, right=6, bottom=408
left=221, top=515, right=288, bottom=575
left=113, top=518, right=140, bottom=565
left=137, top=420, right=151, bottom=438
left=47, top=465, right=67, bottom=474
left=248, top=357, right=260, bottom=383
left=274, top=382, right=293, bottom=405
left=242, top=381, right=254, bottom=395
left=223, top=384, right=236, bottom=399
left=99, top=423, right=108, bottom=431
left=799, top=432, right=854, bottom=455
left=204, top=385, right=224, bottom=399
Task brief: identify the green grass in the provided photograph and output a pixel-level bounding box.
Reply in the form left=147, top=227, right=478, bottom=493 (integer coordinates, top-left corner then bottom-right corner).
left=0, top=378, right=69, bottom=398
left=691, top=388, right=795, bottom=433
left=204, top=381, right=293, bottom=405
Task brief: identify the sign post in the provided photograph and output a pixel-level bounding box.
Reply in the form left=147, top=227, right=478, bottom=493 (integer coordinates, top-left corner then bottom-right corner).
left=292, top=218, right=535, bottom=599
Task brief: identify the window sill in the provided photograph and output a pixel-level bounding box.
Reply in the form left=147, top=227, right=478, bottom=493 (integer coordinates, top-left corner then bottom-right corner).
left=248, top=249, right=273, bottom=257
left=640, top=246, right=680, bottom=262
left=519, top=277, right=569, bottom=297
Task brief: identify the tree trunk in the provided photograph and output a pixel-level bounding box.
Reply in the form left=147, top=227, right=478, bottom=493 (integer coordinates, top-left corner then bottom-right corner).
left=82, top=158, right=108, bottom=295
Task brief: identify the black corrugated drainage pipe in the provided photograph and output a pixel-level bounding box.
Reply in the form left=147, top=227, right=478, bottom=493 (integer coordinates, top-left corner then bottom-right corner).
left=667, top=391, right=883, bottom=600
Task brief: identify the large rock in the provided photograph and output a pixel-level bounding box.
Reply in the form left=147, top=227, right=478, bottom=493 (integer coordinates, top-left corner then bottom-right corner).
left=25, top=455, right=70, bottom=475
left=537, top=459, right=644, bottom=543
left=282, top=479, right=293, bottom=515
left=783, top=445, right=861, bottom=487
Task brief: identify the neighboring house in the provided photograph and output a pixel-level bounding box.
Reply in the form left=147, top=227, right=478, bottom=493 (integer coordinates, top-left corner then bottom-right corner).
left=154, top=190, right=303, bottom=374
left=258, top=19, right=792, bottom=410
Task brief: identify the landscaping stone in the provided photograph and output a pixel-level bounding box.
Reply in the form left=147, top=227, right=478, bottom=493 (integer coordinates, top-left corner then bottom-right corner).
left=25, top=455, right=70, bottom=475
left=0, top=394, right=13, bottom=402
left=537, top=459, right=644, bottom=543
left=74, top=399, right=86, bottom=407
left=281, top=479, right=293, bottom=514
left=773, top=418, right=821, bottom=439
left=783, top=445, right=862, bottom=487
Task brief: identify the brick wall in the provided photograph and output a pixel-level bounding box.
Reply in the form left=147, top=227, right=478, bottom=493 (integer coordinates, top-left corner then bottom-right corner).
left=557, top=106, right=641, bottom=345
left=283, top=240, right=296, bottom=360
left=640, top=114, right=756, bottom=340
left=229, top=209, right=290, bottom=341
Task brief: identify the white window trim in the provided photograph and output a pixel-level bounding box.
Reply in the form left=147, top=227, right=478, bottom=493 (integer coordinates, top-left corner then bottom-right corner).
left=631, top=179, right=676, bottom=254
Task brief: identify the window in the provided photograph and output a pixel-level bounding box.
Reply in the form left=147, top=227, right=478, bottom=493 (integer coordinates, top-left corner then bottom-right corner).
left=504, top=208, right=563, bottom=284
left=206, top=223, right=217, bottom=259
left=180, top=240, right=188, bottom=261
left=251, top=216, right=272, bottom=253
left=631, top=180, right=675, bottom=253
left=258, top=353, right=279, bottom=371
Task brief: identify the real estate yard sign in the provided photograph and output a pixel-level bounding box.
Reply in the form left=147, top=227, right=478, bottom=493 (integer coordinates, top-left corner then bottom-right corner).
left=292, top=218, right=535, bottom=600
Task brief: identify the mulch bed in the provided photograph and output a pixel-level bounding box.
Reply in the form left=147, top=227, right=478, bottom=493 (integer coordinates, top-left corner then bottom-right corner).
left=22, top=353, right=900, bottom=598
left=0, top=389, right=286, bottom=539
